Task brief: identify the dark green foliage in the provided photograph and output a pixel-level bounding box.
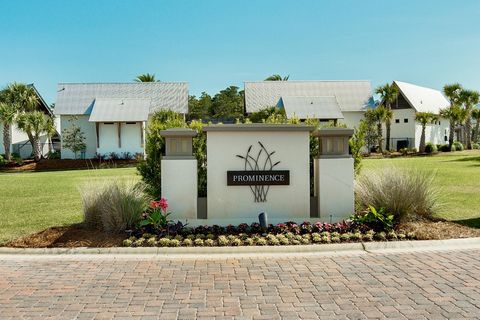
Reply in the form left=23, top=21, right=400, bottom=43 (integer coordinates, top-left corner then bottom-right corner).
left=424, top=142, right=438, bottom=154
left=438, top=144, right=451, bottom=152
left=187, top=92, right=211, bottom=121
left=210, top=86, right=244, bottom=120
left=137, top=110, right=184, bottom=198
left=352, top=205, right=394, bottom=231
left=248, top=106, right=284, bottom=123
left=349, top=120, right=366, bottom=175
left=137, top=110, right=207, bottom=198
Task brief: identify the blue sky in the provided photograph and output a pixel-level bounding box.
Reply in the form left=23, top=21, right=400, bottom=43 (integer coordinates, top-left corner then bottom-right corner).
left=1, top=0, right=479, bottom=104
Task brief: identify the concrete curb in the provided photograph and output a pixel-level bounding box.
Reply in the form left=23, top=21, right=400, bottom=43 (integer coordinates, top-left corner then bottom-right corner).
left=0, top=242, right=363, bottom=255
left=0, top=237, right=479, bottom=256
left=363, top=237, right=480, bottom=252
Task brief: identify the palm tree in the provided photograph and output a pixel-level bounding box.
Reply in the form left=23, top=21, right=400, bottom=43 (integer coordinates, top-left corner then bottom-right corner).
left=459, top=89, right=480, bottom=149
left=375, top=83, right=399, bottom=151
left=264, top=74, right=289, bottom=81
left=2, top=83, right=38, bottom=112
left=16, top=111, right=48, bottom=161
left=472, top=108, right=480, bottom=143
left=134, top=73, right=157, bottom=82
left=0, top=101, right=19, bottom=160
left=440, top=105, right=464, bottom=149
left=373, top=105, right=388, bottom=153
left=44, top=116, right=57, bottom=154
left=415, top=112, right=435, bottom=153
left=443, top=83, right=463, bottom=148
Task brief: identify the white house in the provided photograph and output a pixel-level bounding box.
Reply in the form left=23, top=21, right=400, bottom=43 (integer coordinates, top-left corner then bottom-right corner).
left=0, top=84, right=57, bottom=159
left=54, top=82, right=188, bottom=159
left=244, top=80, right=375, bottom=128
left=387, top=80, right=450, bottom=150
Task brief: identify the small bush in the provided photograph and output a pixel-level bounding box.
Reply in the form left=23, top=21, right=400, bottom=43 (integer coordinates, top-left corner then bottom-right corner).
left=453, top=141, right=464, bottom=151
left=438, top=144, right=451, bottom=152
left=424, top=142, right=437, bottom=154
left=352, top=206, right=394, bottom=231
left=79, top=180, right=150, bottom=232
left=0, top=155, right=6, bottom=166
left=472, top=143, right=480, bottom=150
left=355, top=167, right=441, bottom=223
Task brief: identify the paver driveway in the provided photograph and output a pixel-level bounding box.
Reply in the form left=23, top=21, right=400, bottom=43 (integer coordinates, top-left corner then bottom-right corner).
left=0, top=249, right=480, bottom=319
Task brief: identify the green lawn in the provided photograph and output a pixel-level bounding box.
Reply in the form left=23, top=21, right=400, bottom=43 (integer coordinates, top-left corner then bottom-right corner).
left=363, top=150, right=480, bottom=227
left=0, top=167, right=138, bottom=245
left=1, top=151, right=479, bottom=245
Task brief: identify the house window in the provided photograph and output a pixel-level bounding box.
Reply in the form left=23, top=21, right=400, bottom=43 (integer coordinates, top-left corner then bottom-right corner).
left=404, top=118, right=408, bottom=123
left=439, top=121, right=441, bottom=125
left=126, top=122, right=137, bottom=125
left=103, top=122, right=114, bottom=125
left=395, top=119, right=400, bottom=123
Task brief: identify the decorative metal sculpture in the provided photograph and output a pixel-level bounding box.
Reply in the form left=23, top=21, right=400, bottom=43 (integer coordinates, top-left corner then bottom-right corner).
left=236, top=141, right=281, bottom=202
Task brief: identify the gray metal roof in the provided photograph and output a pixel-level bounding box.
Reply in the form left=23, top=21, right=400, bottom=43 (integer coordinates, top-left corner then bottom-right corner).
left=88, top=98, right=151, bottom=122
left=54, top=82, right=188, bottom=115
left=281, top=96, right=344, bottom=119
left=244, top=80, right=374, bottom=113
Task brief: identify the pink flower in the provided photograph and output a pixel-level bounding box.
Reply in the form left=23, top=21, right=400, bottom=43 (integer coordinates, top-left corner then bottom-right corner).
left=159, top=198, right=168, bottom=212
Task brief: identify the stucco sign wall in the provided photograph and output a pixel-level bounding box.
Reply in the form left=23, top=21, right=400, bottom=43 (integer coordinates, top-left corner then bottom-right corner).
left=204, top=124, right=314, bottom=225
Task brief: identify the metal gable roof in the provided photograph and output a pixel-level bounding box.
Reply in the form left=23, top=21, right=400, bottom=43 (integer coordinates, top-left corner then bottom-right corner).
left=281, top=96, right=344, bottom=119
left=88, top=98, right=151, bottom=122
left=54, top=82, right=188, bottom=115
left=244, top=80, right=373, bottom=113
left=394, top=81, right=450, bottom=114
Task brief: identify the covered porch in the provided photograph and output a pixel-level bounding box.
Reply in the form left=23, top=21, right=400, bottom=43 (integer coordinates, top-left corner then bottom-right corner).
left=89, top=98, right=149, bottom=158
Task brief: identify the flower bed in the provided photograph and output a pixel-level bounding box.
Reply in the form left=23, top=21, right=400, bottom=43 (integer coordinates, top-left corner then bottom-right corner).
left=123, top=221, right=416, bottom=247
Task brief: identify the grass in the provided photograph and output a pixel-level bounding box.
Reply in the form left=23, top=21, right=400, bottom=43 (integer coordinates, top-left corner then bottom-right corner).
left=363, top=150, right=480, bottom=226
left=1, top=150, right=479, bottom=245
left=0, top=167, right=138, bottom=245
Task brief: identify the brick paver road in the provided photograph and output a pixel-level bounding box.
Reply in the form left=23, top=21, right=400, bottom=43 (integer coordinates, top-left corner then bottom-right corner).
left=1, top=249, right=480, bottom=319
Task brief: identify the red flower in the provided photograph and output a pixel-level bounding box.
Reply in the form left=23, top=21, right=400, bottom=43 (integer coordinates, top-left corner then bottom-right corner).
left=150, top=200, right=161, bottom=209
left=159, top=198, right=168, bottom=212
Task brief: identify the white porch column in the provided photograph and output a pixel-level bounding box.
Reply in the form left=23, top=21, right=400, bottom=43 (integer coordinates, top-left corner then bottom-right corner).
left=160, top=129, right=198, bottom=220
left=313, top=128, right=354, bottom=223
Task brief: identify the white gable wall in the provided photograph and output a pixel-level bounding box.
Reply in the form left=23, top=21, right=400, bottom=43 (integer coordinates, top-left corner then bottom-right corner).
left=60, top=115, right=97, bottom=159
left=339, top=111, right=364, bottom=129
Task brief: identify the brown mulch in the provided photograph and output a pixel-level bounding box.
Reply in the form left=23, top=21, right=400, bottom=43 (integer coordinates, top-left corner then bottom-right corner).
left=1, top=159, right=138, bottom=171
left=399, top=220, right=480, bottom=240
left=5, top=220, right=480, bottom=248
left=6, top=225, right=126, bottom=248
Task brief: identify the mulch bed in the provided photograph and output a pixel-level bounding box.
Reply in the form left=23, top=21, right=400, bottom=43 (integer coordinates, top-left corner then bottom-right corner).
left=6, top=225, right=125, bottom=248
left=1, top=159, right=138, bottom=171
left=399, top=221, right=480, bottom=240
left=5, top=221, right=480, bottom=248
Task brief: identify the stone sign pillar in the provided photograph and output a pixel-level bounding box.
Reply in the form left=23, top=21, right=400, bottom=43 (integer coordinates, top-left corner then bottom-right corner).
left=160, top=128, right=197, bottom=219
left=313, top=128, right=354, bottom=222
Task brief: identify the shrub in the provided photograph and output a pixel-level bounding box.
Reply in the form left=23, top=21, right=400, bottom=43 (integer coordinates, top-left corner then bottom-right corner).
left=438, top=144, right=451, bottom=152
left=108, top=152, right=120, bottom=160
left=473, top=143, right=480, bottom=150
left=137, top=111, right=207, bottom=198
left=424, top=142, right=437, bottom=154
left=121, top=152, right=133, bottom=160
left=453, top=141, right=464, bottom=151
left=351, top=206, right=394, bottom=231
left=79, top=180, right=150, bottom=232
left=47, top=151, right=61, bottom=159
left=0, top=154, right=6, bottom=166
left=355, top=167, right=442, bottom=223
